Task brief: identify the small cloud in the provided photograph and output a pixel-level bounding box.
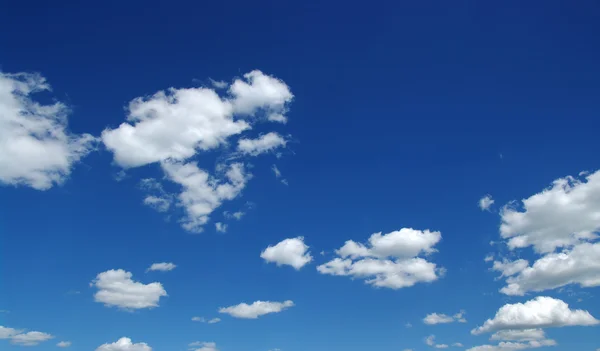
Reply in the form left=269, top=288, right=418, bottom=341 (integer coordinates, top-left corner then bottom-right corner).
left=215, top=222, right=228, bottom=233
left=404, top=322, right=412, bottom=328
left=57, top=341, right=72, bottom=347
left=192, top=316, right=205, bottom=322
left=146, top=262, right=177, bottom=272
left=209, top=78, right=228, bottom=89
left=478, top=194, right=495, bottom=211
left=207, top=318, right=221, bottom=324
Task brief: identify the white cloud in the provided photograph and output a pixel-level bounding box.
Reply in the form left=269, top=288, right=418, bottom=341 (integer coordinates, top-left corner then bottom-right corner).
left=479, top=195, right=495, bottom=211
left=189, top=341, right=218, bottom=351
left=207, top=318, right=221, bottom=324
left=237, top=132, right=287, bottom=156
left=267, top=113, right=287, bottom=123
left=96, top=337, right=151, bottom=351
left=161, top=161, right=250, bottom=233
left=219, top=300, right=294, bottom=319
left=10, top=331, right=54, bottom=346
left=102, top=70, right=293, bottom=233
left=436, top=344, right=449, bottom=349
left=491, top=259, right=529, bottom=278
left=146, top=262, right=176, bottom=272
left=57, top=341, right=72, bottom=347
left=426, top=335, right=436, bottom=346
left=500, top=170, right=600, bottom=254
left=143, top=196, right=171, bottom=212
left=0, top=326, right=21, bottom=339
left=490, top=329, right=546, bottom=341
left=0, top=71, right=96, bottom=190
left=209, top=78, right=228, bottom=89
left=224, top=211, right=244, bottom=220
left=317, top=228, right=444, bottom=289
left=423, top=311, right=467, bottom=325
left=229, top=70, right=293, bottom=120
left=272, top=164, right=282, bottom=178
left=91, top=269, right=167, bottom=310
left=101, top=86, right=248, bottom=169
left=498, top=242, right=600, bottom=295
left=261, top=237, right=313, bottom=270
left=215, top=222, right=228, bottom=233
left=191, top=317, right=220, bottom=324
left=484, top=254, right=494, bottom=262
left=453, top=343, right=464, bottom=347
left=191, top=316, right=205, bottom=322
left=472, top=296, right=599, bottom=334
left=466, top=339, right=556, bottom=351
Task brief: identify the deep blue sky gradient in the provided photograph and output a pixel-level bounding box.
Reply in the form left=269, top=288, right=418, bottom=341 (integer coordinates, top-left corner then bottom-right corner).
left=1, top=1, right=599, bottom=350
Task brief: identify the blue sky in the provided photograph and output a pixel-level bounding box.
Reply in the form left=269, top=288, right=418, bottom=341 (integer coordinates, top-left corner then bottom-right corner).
left=1, top=1, right=600, bottom=351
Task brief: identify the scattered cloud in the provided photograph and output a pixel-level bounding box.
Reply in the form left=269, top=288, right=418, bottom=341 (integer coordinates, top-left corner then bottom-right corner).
left=96, top=337, right=151, bottom=351
left=102, top=70, right=293, bottom=232
left=0, top=71, right=96, bottom=190
left=10, top=331, right=54, bottom=346
left=215, top=222, right=228, bottom=233
left=499, top=170, right=600, bottom=254
left=425, top=335, right=452, bottom=349
left=146, top=262, right=177, bottom=272
left=191, top=317, right=220, bottom=324
left=466, top=339, right=556, bottom=351
left=405, top=322, right=413, bottom=328
left=224, top=211, right=245, bottom=220
left=237, top=132, right=287, bottom=156
left=472, top=296, right=599, bottom=335
left=207, top=318, right=221, bottom=324
left=219, top=300, right=294, bottom=319
left=57, top=341, right=72, bottom=347
left=424, top=310, right=467, bottom=324
left=479, top=195, right=495, bottom=211
left=160, top=161, right=250, bottom=233
left=452, top=343, right=464, bottom=347
left=189, top=341, right=218, bottom=351
left=261, top=237, right=313, bottom=270
left=209, top=78, right=228, bottom=89
left=91, top=269, right=167, bottom=310
left=317, top=228, right=444, bottom=289
left=0, top=326, right=22, bottom=339
left=490, top=329, right=546, bottom=341
left=271, top=164, right=288, bottom=185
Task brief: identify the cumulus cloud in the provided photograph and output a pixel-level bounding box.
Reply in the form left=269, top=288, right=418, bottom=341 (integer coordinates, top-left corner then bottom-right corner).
left=189, top=341, right=218, bottom=351
left=500, top=170, right=600, bottom=254
left=215, top=222, right=228, bottom=233
left=498, top=242, right=600, bottom=296
left=1, top=326, right=54, bottom=346
left=146, top=262, right=176, bottom=272
left=91, top=269, right=167, bottom=310
left=160, top=161, right=250, bottom=233
left=57, top=341, right=72, bottom=347
left=479, top=195, right=495, bottom=211
left=237, top=132, right=287, bottom=156
left=466, top=339, right=556, bottom=351
left=102, top=70, right=293, bottom=232
left=261, top=237, right=313, bottom=270
left=96, top=337, right=151, bottom=351
left=219, top=300, right=294, bottom=319
left=491, top=170, right=600, bottom=295
left=490, top=329, right=546, bottom=341
left=424, top=310, right=467, bottom=324
left=10, top=331, right=53, bottom=346
left=472, top=296, right=599, bottom=335
left=0, top=71, right=96, bottom=190
left=317, top=228, right=444, bottom=289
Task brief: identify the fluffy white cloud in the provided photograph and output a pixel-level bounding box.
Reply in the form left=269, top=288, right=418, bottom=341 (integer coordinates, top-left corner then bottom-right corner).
left=91, top=269, right=167, bottom=310
left=490, top=329, right=546, bottom=341
left=261, top=237, right=313, bottom=270
left=0, top=71, right=96, bottom=190
left=479, top=195, right=495, bottom=211
left=101, top=88, right=247, bottom=169
left=0, top=326, right=21, bottom=339
left=318, top=228, right=444, bottom=289
left=491, top=259, right=529, bottom=278
left=498, top=242, right=600, bottom=295
left=10, top=331, right=54, bottom=346
left=143, top=196, right=171, bottom=212
left=229, top=70, right=293, bottom=119
left=57, top=341, right=72, bottom=347
left=219, top=300, right=294, bottom=319
left=237, top=132, right=287, bottom=156
left=96, top=337, right=151, bottom=351
left=472, top=296, right=599, bottom=334
left=160, top=161, right=250, bottom=232
left=426, top=335, right=436, bottom=346
left=500, top=170, right=600, bottom=254
left=189, top=341, right=218, bottom=351
left=146, top=262, right=176, bottom=272
left=424, top=310, right=467, bottom=325
left=466, top=339, right=556, bottom=351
